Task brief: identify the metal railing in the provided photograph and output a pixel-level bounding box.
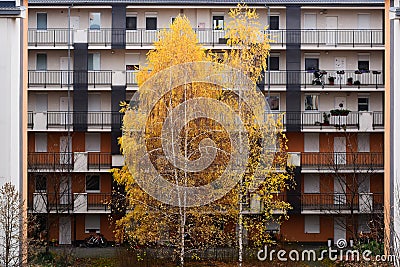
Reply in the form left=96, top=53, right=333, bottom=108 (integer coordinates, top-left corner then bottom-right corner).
left=28, top=28, right=383, bottom=47
left=284, top=111, right=360, bottom=129
left=47, top=111, right=122, bottom=129
left=30, top=192, right=74, bottom=212
left=87, top=193, right=111, bottom=211
left=87, top=71, right=113, bottom=87
left=28, top=70, right=73, bottom=88
left=372, top=111, right=384, bottom=129
left=126, top=70, right=139, bottom=85
left=301, top=152, right=384, bottom=169
left=28, top=152, right=74, bottom=170
left=28, top=111, right=34, bottom=129
left=301, top=193, right=383, bottom=212
left=87, top=152, right=112, bottom=170
left=28, top=28, right=71, bottom=46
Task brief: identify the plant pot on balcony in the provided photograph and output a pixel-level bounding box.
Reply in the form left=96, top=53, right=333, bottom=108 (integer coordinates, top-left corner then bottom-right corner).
left=328, top=76, right=336, bottom=85
left=330, top=109, right=350, bottom=116
left=347, top=77, right=353, bottom=85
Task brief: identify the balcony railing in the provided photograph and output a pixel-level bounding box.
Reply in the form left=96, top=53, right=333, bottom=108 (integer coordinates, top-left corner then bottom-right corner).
left=87, top=193, right=111, bottom=211
left=28, top=70, right=73, bottom=88
left=28, top=70, right=112, bottom=88
left=28, top=28, right=383, bottom=47
left=373, top=111, right=384, bottom=129
left=30, top=192, right=74, bottom=213
left=87, top=152, right=112, bottom=170
left=284, top=111, right=359, bottom=130
left=28, top=111, right=34, bottom=129
left=28, top=152, right=74, bottom=170
left=126, top=70, right=139, bottom=85
left=301, top=152, right=384, bottom=169
left=28, top=28, right=71, bottom=46
left=301, top=193, right=383, bottom=212
left=46, top=111, right=123, bottom=129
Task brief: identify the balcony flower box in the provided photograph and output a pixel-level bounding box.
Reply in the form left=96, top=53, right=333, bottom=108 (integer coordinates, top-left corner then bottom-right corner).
left=330, top=109, right=350, bottom=116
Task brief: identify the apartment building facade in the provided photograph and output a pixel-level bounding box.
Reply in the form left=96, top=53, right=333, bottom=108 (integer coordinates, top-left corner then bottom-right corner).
left=26, top=0, right=385, bottom=245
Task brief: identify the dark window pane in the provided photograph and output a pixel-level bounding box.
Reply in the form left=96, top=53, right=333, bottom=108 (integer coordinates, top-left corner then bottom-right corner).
left=269, top=16, right=279, bottom=30
left=267, top=96, right=280, bottom=110
left=36, top=54, right=47, bottom=71
left=358, top=61, right=369, bottom=71
left=305, top=58, right=319, bottom=71
left=213, top=16, right=224, bottom=30
left=358, top=97, right=369, bottom=111
left=86, top=175, right=100, bottom=191
left=269, top=56, right=279, bottom=71
left=126, top=65, right=139, bottom=71
left=126, top=17, right=137, bottom=30
left=146, top=17, right=157, bottom=30
left=35, top=175, right=47, bottom=192
left=37, top=13, right=47, bottom=30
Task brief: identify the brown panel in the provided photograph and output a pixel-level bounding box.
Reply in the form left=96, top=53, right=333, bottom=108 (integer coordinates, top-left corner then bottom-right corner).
left=280, top=215, right=334, bottom=242
left=286, top=132, right=304, bottom=152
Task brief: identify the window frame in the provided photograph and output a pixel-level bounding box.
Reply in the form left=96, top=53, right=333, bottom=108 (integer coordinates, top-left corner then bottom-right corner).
left=305, top=58, right=319, bottom=71
left=304, top=215, right=320, bottom=234
left=126, top=16, right=137, bottom=30
left=145, top=17, right=157, bottom=31
left=269, top=15, right=280, bottom=30
left=85, top=214, right=101, bottom=233
left=36, top=53, right=47, bottom=71
left=36, top=12, right=47, bottom=30
left=266, top=94, right=280, bottom=111
left=212, top=15, right=224, bottom=30
left=304, top=94, right=319, bottom=111
left=357, top=96, right=369, bottom=111
left=35, top=175, right=47, bottom=192
left=85, top=174, right=101, bottom=193
left=89, top=12, right=101, bottom=30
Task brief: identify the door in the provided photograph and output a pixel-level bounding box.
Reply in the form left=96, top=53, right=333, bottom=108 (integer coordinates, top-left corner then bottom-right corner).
left=326, top=16, right=338, bottom=45
left=60, top=57, right=72, bottom=85
left=334, top=177, right=346, bottom=206
left=334, top=217, right=346, bottom=245
left=358, top=174, right=372, bottom=212
left=334, top=137, right=346, bottom=165
left=59, top=217, right=71, bottom=245
left=60, top=136, right=72, bottom=165
left=59, top=178, right=71, bottom=206
left=59, top=97, right=71, bottom=125
left=35, top=94, right=48, bottom=112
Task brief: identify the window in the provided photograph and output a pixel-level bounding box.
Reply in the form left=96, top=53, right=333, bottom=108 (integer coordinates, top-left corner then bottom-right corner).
left=304, top=133, right=319, bottom=152
left=126, top=16, right=137, bottom=30
left=37, top=13, right=47, bottom=30
left=303, top=174, right=320, bottom=193
left=171, top=17, right=176, bottom=24
left=85, top=133, right=101, bottom=152
left=305, top=58, right=319, bottom=71
left=126, top=65, right=139, bottom=71
left=358, top=133, right=370, bottom=152
left=88, top=53, right=100, bottom=71
left=304, top=13, right=317, bottom=30
left=89, top=12, right=101, bottom=30
left=35, top=133, right=47, bottom=152
left=304, top=95, right=319, bottom=110
left=269, top=56, right=279, bottom=71
left=358, top=61, right=369, bottom=71
left=85, top=215, right=100, bottom=233
left=304, top=215, right=320, bottom=234
left=146, top=17, right=157, bottom=30
left=86, top=175, right=100, bottom=192
left=358, top=215, right=371, bottom=233
left=266, top=95, right=280, bottom=111
left=358, top=54, right=370, bottom=71
left=36, top=54, right=47, bottom=71
left=269, top=16, right=279, bottom=30
left=213, top=15, right=224, bottom=30
left=35, top=175, right=47, bottom=192
left=358, top=96, right=369, bottom=111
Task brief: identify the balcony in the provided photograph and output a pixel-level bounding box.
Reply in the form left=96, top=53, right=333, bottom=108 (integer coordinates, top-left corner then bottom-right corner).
left=46, top=111, right=123, bottom=129
left=28, top=152, right=112, bottom=171
left=28, top=28, right=71, bottom=47
left=301, top=152, right=384, bottom=170
left=87, top=152, right=112, bottom=170
left=28, top=111, right=34, bottom=129
left=28, top=70, right=112, bottom=88
left=28, top=152, right=74, bottom=171
left=284, top=111, right=360, bottom=130
left=27, top=28, right=383, bottom=48
left=372, top=111, right=384, bottom=129
left=301, top=193, right=383, bottom=213
left=30, top=192, right=73, bottom=213
left=73, top=193, right=111, bottom=213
